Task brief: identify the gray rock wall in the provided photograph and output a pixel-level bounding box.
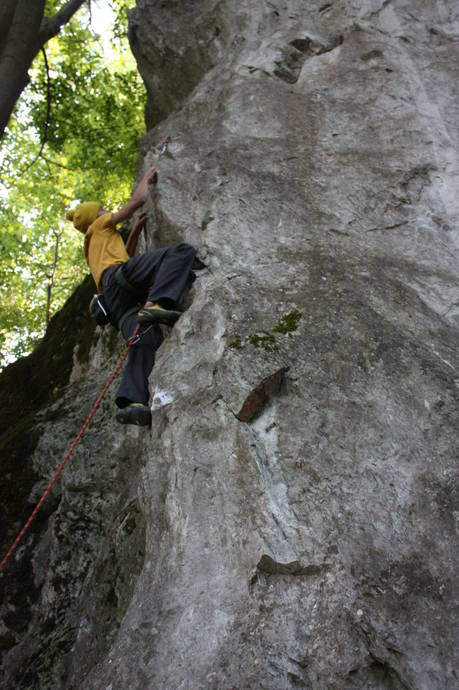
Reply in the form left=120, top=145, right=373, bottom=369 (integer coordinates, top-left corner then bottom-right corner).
left=1, top=1, right=458, bottom=688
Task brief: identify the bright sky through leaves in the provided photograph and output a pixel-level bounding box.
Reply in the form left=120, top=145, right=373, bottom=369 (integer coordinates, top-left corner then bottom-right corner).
left=0, top=0, right=145, bottom=368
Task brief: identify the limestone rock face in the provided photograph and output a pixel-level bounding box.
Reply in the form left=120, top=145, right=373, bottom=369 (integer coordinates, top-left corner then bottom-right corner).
left=1, top=1, right=458, bottom=688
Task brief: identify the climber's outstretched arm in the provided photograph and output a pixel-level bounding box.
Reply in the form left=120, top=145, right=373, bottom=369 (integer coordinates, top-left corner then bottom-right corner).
left=111, top=166, right=157, bottom=226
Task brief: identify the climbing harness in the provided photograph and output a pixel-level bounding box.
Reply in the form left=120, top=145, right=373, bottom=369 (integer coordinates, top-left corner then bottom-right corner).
left=118, top=306, right=142, bottom=331
left=90, top=293, right=111, bottom=327
left=0, top=324, right=144, bottom=574
left=114, top=266, right=148, bottom=330
left=115, top=265, right=142, bottom=294
left=130, top=323, right=153, bottom=345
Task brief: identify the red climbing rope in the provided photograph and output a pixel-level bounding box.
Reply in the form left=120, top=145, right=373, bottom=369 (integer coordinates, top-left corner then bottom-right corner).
left=0, top=325, right=140, bottom=573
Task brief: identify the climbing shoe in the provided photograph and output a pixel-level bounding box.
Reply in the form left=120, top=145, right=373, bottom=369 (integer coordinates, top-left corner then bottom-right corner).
left=115, top=403, right=151, bottom=427
left=137, top=304, right=181, bottom=326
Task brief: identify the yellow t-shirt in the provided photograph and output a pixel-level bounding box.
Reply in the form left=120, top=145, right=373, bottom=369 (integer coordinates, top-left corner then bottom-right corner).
left=84, top=213, right=129, bottom=292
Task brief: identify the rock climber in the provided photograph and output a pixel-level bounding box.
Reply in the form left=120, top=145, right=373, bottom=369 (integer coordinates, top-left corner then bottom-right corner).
left=65, top=166, right=196, bottom=426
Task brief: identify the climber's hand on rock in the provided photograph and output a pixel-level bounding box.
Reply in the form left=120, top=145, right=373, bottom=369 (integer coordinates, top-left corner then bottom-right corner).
left=133, top=212, right=148, bottom=231
left=135, top=167, right=158, bottom=204
left=144, top=166, right=158, bottom=185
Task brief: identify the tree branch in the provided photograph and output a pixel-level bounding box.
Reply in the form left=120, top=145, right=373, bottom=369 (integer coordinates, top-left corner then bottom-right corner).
left=40, top=155, right=73, bottom=171
left=46, top=230, right=61, bottom=326
left=39, top=0, right=87, bottom=45
left=18, top=46, right=51, bottom=177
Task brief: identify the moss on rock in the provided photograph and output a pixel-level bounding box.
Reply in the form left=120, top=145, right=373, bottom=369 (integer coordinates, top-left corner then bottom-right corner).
left=249, top=331, right=278, bottom=352
left=272, top=309, right=303, bottom=335
left=229, top=335, right=242, bottom=349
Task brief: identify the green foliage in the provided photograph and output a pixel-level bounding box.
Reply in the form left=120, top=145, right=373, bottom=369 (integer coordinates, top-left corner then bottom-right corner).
left=249, top=331, right=278, bottom=353
left=272, top=308, right=303, bottom=335
left=0, top=1, right=145, bottom=367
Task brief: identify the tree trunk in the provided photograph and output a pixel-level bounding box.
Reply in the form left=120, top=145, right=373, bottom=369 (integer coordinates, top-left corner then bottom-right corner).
left=0, top=0, right=86, bottom=142
left=0, top=0, right=17, bottom=55
left=0, top=0, right=45, bottom=138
